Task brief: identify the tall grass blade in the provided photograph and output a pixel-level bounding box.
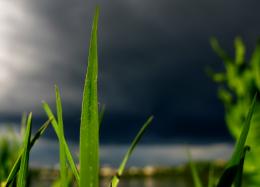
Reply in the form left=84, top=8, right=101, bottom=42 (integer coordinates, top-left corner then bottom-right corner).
left=17, top=113, right=32, bottom=187
left=79, top=7, right=100, bottom=187
left=216, top=147, right=250, bottom=187
left=216, top=94, right=257, bottom=187
left=29, top=119, right=52, bottom=149
left=20, top=112, right=27, bottom=136
left=208, top=165, right=214, bottom=187
left=234, top=37, right=245, bottom=65
left=5, top=118, right=51, bottom=186
left=188, top=150, right=203, bottom=187
left=250, top=39, right=260, bottom=90
left=234, top=146, right=250, bottom=187
left=42, top=102, right=80, bottom=184
left=55, top=85, right=68, bottom=187
left=110, top=116, right=153, bottom=187
left=227, top=94, right=256, bottom=168
left=99, top=104, right=105, bottom=128
left=210, top=37, right=232, bottom=64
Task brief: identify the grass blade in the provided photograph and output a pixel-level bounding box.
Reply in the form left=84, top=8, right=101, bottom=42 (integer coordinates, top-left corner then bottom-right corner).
left=216, top=94, right=257, bottom=187
left=17, top=113, right=32, bottom=187
left=79, top=7, right=100, bottom=187
left=234, top=37, right=245, bottom=65
left=234, top=146, right=250, bottom=187
left=210, top=37, right=232, bottom=64
left=5, top=118, right=51, bottom=186
left=208, top=165, right=215, bottom=187
left=216, top=146, right=250, bottom=187
left=42, top=102, right=80, bottom=184
left=29, top=119, right=52, bottom=149
left=20, top=112, right=27, bottom=136
left=55, top=86, right=68, bottom=187
left=188, top=150, right=203, bottom=187
left=250, top=39, right=260, bottom=90
left=110, top=116, right=153, bottom=187
left=99, top=104, right=105, bottom=128
left=228, top=94, right=256, bottom=168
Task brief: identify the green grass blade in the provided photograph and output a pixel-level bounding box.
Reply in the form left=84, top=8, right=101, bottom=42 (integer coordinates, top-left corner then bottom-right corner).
left=79, top=7, right=100, bottom=187
left=20, top=112, right=27, bottom=136
left=5, top=118, right=51, bottom=186
left=234, top=37, right=245, bottom=65
left=210, top=37, right=232, bottom=64
left=17, top=113, right=32, bottom=187
left=188, top=150, right=203, bottom=187
left=250, top=39, right=260, bottom=90
left=228, top=94, right=256, bottom=167
left=99, top=104, right=105, bottom=128
left=110, top=116, right=153, bottom=187
left=208, top=165, right=214, bottom=187
left=234, top=146, right=250, bottom=187
left=216, top=146, right=250, bottom=187
left=216, top=94, right=256, bottom=187
left=29, top=119, right=52, bottom=149
left=42, top=102, right=80, bottom=184
left=55, top=85, right=68, bottom=187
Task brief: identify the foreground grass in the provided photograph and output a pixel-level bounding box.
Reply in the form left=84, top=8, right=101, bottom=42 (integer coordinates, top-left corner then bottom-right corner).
left=41, top=7, right=153, bottom=187
left=189, top=94, right=256, bottom=187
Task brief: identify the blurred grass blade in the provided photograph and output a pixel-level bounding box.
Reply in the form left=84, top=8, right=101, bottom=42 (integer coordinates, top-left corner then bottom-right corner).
left=234, top=146, right=250, bottom=187
left=110, top=116, right=153, bottom=187
left=210, top=37, right=232, bottom=64
left=29, top=118, right=52, bottom=148
left=216, top=146, right=250, bottom=187
left=5, top=118, right=51, bottom=186
left=216, top=163, right=238, bottom=187
left=205, top=67, right=226, bottom=83
left=99, top=104, right=105, bottom=128
left=79, top=7, right=100, bottom=187
left=250, top=39, right=260, bottom=90
left=228, top=94, right=256, bottom=167
left=208, top=165, right=214, bottom=187
left=20, top=112, right=27, bottom=136
left=17, top=113, right=32, bottom=187
left=188, top=150, right=203, bottom=187
left=42, top=102, right=80, bottom=184
left=55, top=86, right=68, bottom=187
left=234, top=37, right=245, bottom=65
left=216, top=94, right=256, bottom=187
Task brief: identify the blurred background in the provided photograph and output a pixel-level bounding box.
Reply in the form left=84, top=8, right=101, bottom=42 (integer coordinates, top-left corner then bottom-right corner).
left=1, top=0, right=260, bottom=168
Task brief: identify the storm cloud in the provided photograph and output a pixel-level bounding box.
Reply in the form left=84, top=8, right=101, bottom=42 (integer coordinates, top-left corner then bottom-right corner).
left=1, top=0, right=260, bottom=141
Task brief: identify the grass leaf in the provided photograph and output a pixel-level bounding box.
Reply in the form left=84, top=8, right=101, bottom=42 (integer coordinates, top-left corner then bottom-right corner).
left=208, top=165, right=215, bottom=187
left=250, top=39, right=260, bottom=91
left=55, top=85, right=68, bottom=187
left=79, top=7, right=100, bottom=187
left=234, top=146, right=250, bottom=187
left=42, top=102, right=80, bottom=184
left=210, top=37, right=232, bottom=64
left=188, top=150, right=203, bottom=187
left=228, top=94, right=256, bottom=167
left=110, top=116, right=153, bottom=187
left=99, top=104, right=105, bottom=128
left=216, top=94, right=257, bottom=187
left=17, top=113, right=32, bottom=187
left=5, top=118, right=51, bottom=186
left=20, top=113, right=27, bottom=136
left=234, top=37, right=245, bottom=65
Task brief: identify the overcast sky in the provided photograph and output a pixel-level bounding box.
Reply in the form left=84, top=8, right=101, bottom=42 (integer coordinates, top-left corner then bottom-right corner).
left=1, top=0, right=260, bottom=142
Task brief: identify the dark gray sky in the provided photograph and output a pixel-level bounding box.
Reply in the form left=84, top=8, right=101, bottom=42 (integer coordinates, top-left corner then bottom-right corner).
left=1, top=0, right=260, bottom=143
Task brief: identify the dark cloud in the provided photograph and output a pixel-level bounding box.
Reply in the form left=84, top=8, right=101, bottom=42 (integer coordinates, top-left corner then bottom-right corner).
left=1, top=0, right=260, bottom=141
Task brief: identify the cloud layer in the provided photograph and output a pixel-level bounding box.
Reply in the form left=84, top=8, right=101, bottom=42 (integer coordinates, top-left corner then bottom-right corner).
left=1, top=0, right=260, bottom=141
